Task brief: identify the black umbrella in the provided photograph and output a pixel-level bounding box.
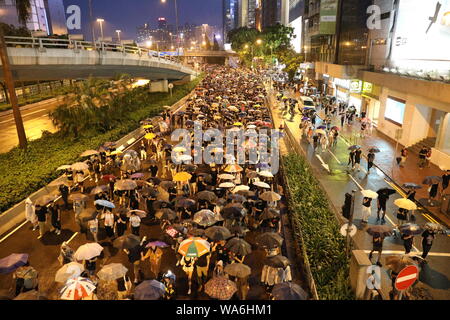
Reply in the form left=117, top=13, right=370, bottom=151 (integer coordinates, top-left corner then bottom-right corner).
left=147, top=177, right=161, bottom=185
left=376, top=188, right=396, bottom=197
left=140, top=187, right=157, bottom=198
left=263, top=255, right=291, bottom=268
left=205, top=226, right=232, bottom=241
left=187, top=228, right=206, bottom=237
left=175, top=197, right=196, bottom=208
left=228, top=194, right=247, bottom=203
left=183, top=164, right=198, bottom=173
left=197, top=173, right=212, bottom=183
left=399, top=223, right=423, bottom=236
left=155, top=208, right=177, bottom=221
left=255, top=232, right=284, bottom=249
left=348, top=145, right=361, bottom=150
left=113, top=234, right=141, bottom=250
left=228, top=225, right=249, bottom=237
left=259, top=208, right=280, bottom=220
left=196, top=191, right=218, bottom=203
left=90, top=185, right=109, bottom=195
left=153, top=200, right=171, bottom=210
left=272, top=282, right=308, bottom=300
left=221, top=205, right=245, bottom=220
left=225, top=237, right=252, bottom=256
left=160, top=181, right=176, bottom=190
left=368, top=147, right=381, bottom=153
left=422, top=176, right=442, bottom=185
left=366, top=225, right=393, bottom=237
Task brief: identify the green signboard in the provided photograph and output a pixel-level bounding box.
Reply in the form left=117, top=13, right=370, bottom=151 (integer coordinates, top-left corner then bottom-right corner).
left=319, top=0, right=338, bottom=35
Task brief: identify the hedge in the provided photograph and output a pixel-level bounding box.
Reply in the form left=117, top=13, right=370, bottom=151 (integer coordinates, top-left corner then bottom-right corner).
left=283, top=153, right=354, bottom=299
left=0, top=78, right=201, bottom=213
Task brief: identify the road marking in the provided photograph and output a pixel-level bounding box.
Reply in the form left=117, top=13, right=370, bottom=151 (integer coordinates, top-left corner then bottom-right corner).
left=0, top=221, right=28, bottom=244
left=362, top=250, right=450, bottom=257
left=348, top=174, right=364, bottom=191
left=66, top=232, right=79, bottom=244
left=339, top=136, right=350, bottom=146
left=384, top=179, right=407, bottom=197
left=328, top=150, right=342, bottom=164
left=0, top=109, right=48, bottom=124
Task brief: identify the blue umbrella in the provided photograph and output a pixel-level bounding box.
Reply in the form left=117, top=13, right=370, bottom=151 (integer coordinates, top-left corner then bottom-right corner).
left=301, top=117, right=310, bottom=121
left=0, top=253, right=29, bottom=274
left=134, top=280, right=166, bottom=300
left=256, top=163, right=270, bottom=169
left=94, top=200, right=115, bottom=209
left=317, top=125, right=326, bottom=129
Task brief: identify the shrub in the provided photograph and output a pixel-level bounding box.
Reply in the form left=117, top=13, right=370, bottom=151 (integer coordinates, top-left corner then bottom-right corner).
left=283, top=153, right=354, bottom=299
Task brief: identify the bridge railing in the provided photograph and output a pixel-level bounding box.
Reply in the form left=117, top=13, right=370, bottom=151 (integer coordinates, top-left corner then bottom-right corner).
left=3, top=36, right=185, bottom=67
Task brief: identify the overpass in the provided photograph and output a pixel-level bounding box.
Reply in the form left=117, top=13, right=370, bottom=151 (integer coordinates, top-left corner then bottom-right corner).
left=0, top=36, right=197, bottom=81
left=180, top=50, right=238, bottom=66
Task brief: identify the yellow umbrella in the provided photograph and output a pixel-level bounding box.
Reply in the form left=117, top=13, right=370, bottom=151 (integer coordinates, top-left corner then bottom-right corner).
left=233, top=122, right=243, bottom=127
left=214, top=115, right=222, bottom=120
left=173, top=172, right=192, bottom=182
left=254, top=104, right=261, bottom=108
left=109, top=150, right=123, bottom=156
left=142, top=125, right=153, bottom=129
left=224, top=164, right=243, bottom=173
left=144, top=133, right=156, bottom=140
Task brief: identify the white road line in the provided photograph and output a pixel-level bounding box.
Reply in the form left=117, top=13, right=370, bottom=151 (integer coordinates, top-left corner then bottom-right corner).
left=362, top=250, right=450, bottom=257
left=348, top=174, right=364, bottom=191
left=0, top=221, right=28, bottom=244
left=0, top=109, right=47, bottom=124
left=328, top=150, right=342, bottom=164
left=339, top=136, right=350, bottom=146
left=66, top=232, right=79, bottom=244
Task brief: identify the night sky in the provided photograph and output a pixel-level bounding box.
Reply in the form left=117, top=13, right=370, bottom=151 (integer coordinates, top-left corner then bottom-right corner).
left=64, top=0, right=223, bottom=41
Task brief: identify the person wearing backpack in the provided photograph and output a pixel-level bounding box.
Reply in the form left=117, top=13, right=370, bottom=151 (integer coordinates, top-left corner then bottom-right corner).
left=13, top=264, right=38, bottom=296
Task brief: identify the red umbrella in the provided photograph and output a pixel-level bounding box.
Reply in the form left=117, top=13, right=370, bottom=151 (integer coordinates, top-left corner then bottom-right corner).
left=102, top=174, right=116, bottom=181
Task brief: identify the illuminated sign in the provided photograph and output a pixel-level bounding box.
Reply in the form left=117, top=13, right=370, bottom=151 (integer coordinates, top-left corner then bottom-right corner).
left=350, top=80, right=362, bottom=93
left=390, top=0, right=450, bottom=74
left=319, top=0, right=338, bottom=34
left=362, top=82, right=373, bottom=93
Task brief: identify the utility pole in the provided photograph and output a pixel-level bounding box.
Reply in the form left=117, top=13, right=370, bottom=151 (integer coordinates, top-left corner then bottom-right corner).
left=346, top=189, right=357, bottom=257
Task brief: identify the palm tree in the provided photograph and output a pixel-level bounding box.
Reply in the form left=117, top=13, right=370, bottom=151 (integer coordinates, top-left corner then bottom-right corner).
left=0, top=0, right=31, bottom=149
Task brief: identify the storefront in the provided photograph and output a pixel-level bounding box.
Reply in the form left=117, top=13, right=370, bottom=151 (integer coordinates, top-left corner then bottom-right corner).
left=333, top=77, right=350, bottom=103
left=361, top=82, right=381, bottom=125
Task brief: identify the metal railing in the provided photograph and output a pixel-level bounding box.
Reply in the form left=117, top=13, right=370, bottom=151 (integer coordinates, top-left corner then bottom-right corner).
left=3, top=36, right=189, bottom=68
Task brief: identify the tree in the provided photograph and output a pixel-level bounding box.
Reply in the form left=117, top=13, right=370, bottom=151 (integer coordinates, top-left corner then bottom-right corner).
left=0, top=0, right=31, bottom=149
left=278, top=49, right=304, bottom=81
left=227, top=27, right=259, bottom=51
left=261, top=23, right=295, bottom=54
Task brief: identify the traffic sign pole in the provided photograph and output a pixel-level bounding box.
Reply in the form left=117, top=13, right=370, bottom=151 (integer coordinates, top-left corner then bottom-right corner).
left=346, top=190, right=357, bottom=257
left=394, top=265, right=419, bottom=300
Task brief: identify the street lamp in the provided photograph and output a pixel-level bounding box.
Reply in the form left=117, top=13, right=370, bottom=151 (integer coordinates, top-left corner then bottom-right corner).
left=115, top=30, right=121, bottom=43
left=96, top=18, right=104, bottom=41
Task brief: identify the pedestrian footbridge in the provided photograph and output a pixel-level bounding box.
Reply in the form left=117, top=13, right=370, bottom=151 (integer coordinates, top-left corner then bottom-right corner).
left=0, top=36, right=197, bottom=81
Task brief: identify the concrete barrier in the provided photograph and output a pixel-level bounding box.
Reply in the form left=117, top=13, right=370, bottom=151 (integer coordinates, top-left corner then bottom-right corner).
left=0, top=84, right=197, bottom=238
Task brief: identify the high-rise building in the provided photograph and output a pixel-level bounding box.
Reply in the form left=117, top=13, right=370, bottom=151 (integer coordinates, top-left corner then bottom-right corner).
left=261, top=0, right=285, bottom=28
left=157, top=17, right=168, bottom=30
left=43, top=0, right=67, bottom=35
left=223, top=0, right=238, bottom=41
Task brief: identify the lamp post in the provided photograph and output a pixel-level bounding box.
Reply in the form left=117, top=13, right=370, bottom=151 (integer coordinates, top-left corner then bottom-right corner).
left=96, top=18, right=104, bottom=42
left=115, top=30, right=121, bottom=43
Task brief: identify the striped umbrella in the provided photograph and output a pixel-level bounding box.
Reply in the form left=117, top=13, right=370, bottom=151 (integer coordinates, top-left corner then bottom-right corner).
left=178, top=237, right=210, bottom=258
left=205, top=276, right=237, bottom=300
left=60, top=277, right=96, bottom=300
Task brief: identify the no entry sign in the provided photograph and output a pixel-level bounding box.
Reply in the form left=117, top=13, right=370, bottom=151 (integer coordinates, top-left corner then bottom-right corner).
left=395, top=265, right=419, bottom=291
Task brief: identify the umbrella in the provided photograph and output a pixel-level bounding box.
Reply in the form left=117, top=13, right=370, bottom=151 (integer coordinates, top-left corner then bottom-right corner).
left=153, top=200, right=171, bottom=210
left=423, top=222, right=446, bottom=233
left=259, top=208, right=280, bottom=220
left=79, top=209, right=98, bottom=222
left=255, top=232, right=284, bottom=249
left=160, top=181, right=176, bottom=190
left=56, top=165, right=72, bottom=171
left=348, top=145, right=361, bottom=150
left=224, top=263, right=251, bottom=278
left=226, top=237, right=252, bottom=256
left=130, top=173, right=144, bottom=179
left=263, top=255, right=290, bottom=268
left=253, top=181, right=271, bottom=189
left=315, top=129, right=326, bottom=135
left=218, top=173, right=235, bottom=180
left=71, top=162, right=89, bottom=171
left=102, top=142, right=115, bottom=149
left=74, top=243, right=103, bottom=261
left=399, top=223, right=423, bottom=236
left=0, top=253, right=29, bottom=274
left=394, top=198, right=417, bottom=210
left=221, top=203, right=245, bottom=219
left=113, top=234, right=141, bottom=250
left=228, top=194, right=247, bottom=202
left=48, top=178, right=70, bottom=188
left=234, top=122, right=243, bottom=126
left=173, top=172, right=192, bottom=182
left=14, top=290, right=44, bottom=300
left=229, top=225, right=249, bottom=237
left=145, top=241, right=169, bottom=249
left=80, top=150, right=99, bottom=157
left=258, top=171, right=274, bottom=178
left=178, top=237, right=211, bottom=257
left=219, top=182, right=235, bottom=188
left=144, top=133, right=156, bottom=140
left=97, top=263, right=128, bottom=281
left=422, top=176, right=442, bottom=185
left=183, top=164, right=198, bottom=173
left=102, top=174, right=116, bottom=181
left=94, top=199, right=115, bottom=209
left=188, top=228, right=206, bottom=237
left=35, top=194, right=58, bottom=206
left=205, top=226, right=232, bottom=241
left=123, top=150, right=138, bottom=157
left=205, top=276, right=237, bottom=300
left=331, top=126, right=340, bottom=131
left=69, top=193, right=89, bottom=202
left=193, top=210, right=217, bottom=227
left=60, top=277, right=96, bottom=300
left=142, top=124, right=153, bottom=129
left=403, top=183, right=422, bottom=189
left=175, top=198, right=196, bottom=208
left=109, top=150, right=123, bottom=156
left=176, top=155, right=193, bottom=162
left=127, top=209, right=147, bottom=218
left=134, top=280, right=166, bottom=300
left=385, top=255, right=417, bottom=273
left=272, top=283, right=308, bottom=300
left=155, top=208, right=177, bottom=221
left=55, top=262, right=85, bottom=283
left=173, top=146, right=187, bottom=153
left=366, top=225, right=394, bottom=237
left=232, top=185, right=250, bottom=193
left=376, top=188, right=396, bottom=197
left=246, top=171, right=259, bottom=179
left=115, top=179, right=138, bottom=191
left=368, top=147, right=381, bottom=153
left=90, top=185, right=109, bottom=195
left=224, top=164, right=243, bottom=173
left=361, top=189, right=378, bottom=199
left=259, top=191, right=281, bottom=202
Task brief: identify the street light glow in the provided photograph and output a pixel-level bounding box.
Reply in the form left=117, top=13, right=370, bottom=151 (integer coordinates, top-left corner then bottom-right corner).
left=96, top=18, right=104, bottom=22
left=256, top=39, right=262, bottom=45
left=146, top=41, right=152, bottom=47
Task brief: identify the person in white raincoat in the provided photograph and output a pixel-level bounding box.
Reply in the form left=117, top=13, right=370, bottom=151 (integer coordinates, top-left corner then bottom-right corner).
left=25, top=198, right=38, bottom=230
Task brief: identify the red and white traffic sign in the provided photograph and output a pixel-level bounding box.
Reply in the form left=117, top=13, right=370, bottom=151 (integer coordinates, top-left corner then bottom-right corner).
left=395, top=265, right=419, bottom=291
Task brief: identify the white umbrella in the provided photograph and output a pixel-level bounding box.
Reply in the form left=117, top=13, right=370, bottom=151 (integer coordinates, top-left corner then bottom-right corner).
left=97, top=263, right=128, bottom=281
left=60, top=277, right=96, bottom=300
left=232, top=185, right=250, bottom=193
left=173, top=146, right=187, bottom=153
left=56, top=165, right=72, bottom=171
left=361, top=189, right=379, bottom=199
left=176, top=154, right=192, bottom=162
left=247, top=125, right=257, bottom=129
left=258, top=171, right=274, bottom=178
left=71, top=162, right=89, bottom=171
left=74, top=243, right=104, bottom=261
left=219, top=182, right=235, bottom=188
left=218, top=174, right=235, bottom=180
left=228, top=106, right=239, bottom=112
left=253, top=181, right=271, bottom=189
left=394, top=198, right=417, bottom=210
left=80, top=150, right=99, bottom=157
left=55, top=262, right=84, bottom=283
